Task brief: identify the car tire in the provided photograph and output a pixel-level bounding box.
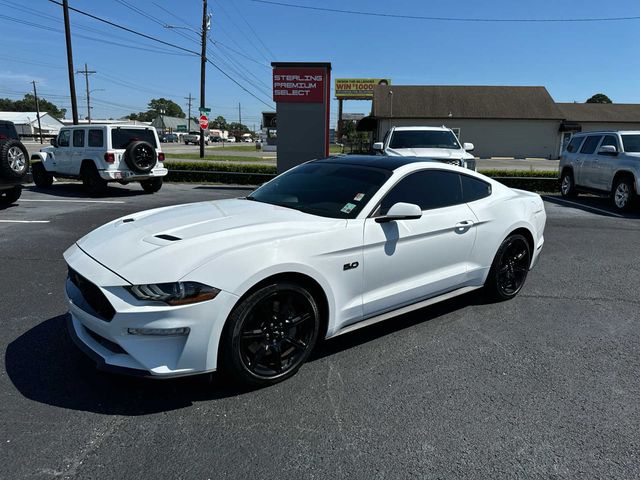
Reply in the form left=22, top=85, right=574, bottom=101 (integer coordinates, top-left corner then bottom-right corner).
left=612, top=176, right=635, bottom=212
left=220, top=282, right=320, bottom=387
left=560, top=170, right=577, bottom=198
left=124, top=141, right=157, bottom=174
left=484, top=234, right=531, bottom=302
left=140, top=177, right=162, bottom=193
left=0, top=140, right=29, bottom=180
left=0, top=185, right=21, bottom=204
left=32, top=162, right=54, bottom=188
left=81, top=163, right=108, bottom=195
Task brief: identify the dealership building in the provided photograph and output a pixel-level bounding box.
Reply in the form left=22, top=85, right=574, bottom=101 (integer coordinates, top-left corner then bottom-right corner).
left=360, top=85, right=640, bottom=158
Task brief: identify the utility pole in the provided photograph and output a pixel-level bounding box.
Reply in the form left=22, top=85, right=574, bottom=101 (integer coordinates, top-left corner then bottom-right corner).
left=62, top=0, right=79, bottom=124
left=32, top=81, right=43, bottom=144
left=185, top=93, right=194, bottom=130
left=238, top=102, right=242, bottom=124
left=199, top=0, right=209, bottom=158
left=77, top=63, right=96, bottom=123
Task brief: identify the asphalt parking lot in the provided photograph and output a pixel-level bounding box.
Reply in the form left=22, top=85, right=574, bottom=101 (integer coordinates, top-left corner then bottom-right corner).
left=1, top=182, right=640, bottom=479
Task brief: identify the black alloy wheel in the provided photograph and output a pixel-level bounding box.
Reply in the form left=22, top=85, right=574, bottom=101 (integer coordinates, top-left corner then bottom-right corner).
left=222, top=283, right=320, bottom=387
left=485, top=234, right=531, bottom=301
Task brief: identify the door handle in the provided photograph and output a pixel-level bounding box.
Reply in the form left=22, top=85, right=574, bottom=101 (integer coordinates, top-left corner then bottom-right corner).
left=455, top=220, right=474, bottom=228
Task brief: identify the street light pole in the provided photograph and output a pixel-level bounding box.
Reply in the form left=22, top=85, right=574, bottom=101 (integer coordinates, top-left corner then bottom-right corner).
left=199, top=0, right=209, bottom=159
left=62, top=0, right=79, bottom=124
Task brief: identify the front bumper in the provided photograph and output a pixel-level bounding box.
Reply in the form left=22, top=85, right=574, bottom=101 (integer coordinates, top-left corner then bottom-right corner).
left=100, top=167, right=168, bottom=181
left=64, top=243, right=238, bottom=378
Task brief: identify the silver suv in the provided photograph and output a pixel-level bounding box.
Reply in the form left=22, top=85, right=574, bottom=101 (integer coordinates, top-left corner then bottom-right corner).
left=559, top=131, right=640, bottom=211
left=31, top=124, right=168, bottom=195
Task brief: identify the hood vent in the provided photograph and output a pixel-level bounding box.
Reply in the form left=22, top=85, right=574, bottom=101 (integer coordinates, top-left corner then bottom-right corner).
left=155, top=234, right=182, bottom=241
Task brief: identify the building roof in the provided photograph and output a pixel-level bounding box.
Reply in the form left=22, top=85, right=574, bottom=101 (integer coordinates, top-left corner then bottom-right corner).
left=372, top=85, right=564, bottom=120
left=0, top=111, right=65, bottom=126
left=557, top=103, right=640, bottom=123
left=151, top=115, right=198, bottom=131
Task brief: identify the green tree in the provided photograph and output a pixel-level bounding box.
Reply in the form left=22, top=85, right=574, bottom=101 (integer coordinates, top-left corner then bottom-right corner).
left=0, top=94, right=67, bottom=118
left=228, top=122, right=249, bottom=133
left=586, top=93, right=612, bottom=104
left=147, top=98, right=185, bottom=118
left=210, top=115, right=228, bottom=130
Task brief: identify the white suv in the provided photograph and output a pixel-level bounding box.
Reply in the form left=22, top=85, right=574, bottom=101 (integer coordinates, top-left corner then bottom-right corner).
left=31, top=125, right=168, bottom=194
left=373, top=126, right=475, bottom=169
left=559, top=130, right=640, bottom=211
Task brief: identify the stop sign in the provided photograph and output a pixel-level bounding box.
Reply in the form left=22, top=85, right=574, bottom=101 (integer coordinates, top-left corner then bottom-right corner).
left=199, top=115, right=208, bottom=129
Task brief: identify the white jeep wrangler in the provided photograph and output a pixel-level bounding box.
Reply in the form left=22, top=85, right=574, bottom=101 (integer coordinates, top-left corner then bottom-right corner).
left=31, top=124, right=168, bottom=194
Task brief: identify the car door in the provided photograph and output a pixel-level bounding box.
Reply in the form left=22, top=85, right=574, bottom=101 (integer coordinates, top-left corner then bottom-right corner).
left=70, top=129, right=86, bottom=175
left=362, top=170, right=477, bottom=317
left=576, top=135, right=602, bottom=188
left=53, top=129, right=72, bottom=173
left=592, top=134, right=619, bottom=191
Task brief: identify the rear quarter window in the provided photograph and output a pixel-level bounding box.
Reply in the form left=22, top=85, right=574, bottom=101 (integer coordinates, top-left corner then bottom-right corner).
left=88, top=129, right=104, bottom=147
left=579, top=136, right=602, bottom=154
left=0, top=122, right=17, bottom=140
left=566, top=136, right=584, bottom=153
left=110, top=128, right=157, bottom=149
left=461, top=175, right=491, bottom=202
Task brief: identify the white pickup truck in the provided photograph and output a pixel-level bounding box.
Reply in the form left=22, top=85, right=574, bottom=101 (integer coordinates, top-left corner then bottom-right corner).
left=183, top=131, right=209, bottom=145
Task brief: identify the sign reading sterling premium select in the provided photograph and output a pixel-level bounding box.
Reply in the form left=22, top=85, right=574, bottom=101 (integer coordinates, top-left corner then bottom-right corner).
left=273, top=67, right=326, bottom=103
left=335, top=78, right=392, bottom=99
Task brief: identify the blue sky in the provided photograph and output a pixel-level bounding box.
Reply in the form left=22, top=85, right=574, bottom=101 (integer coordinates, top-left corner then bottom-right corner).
left=1, top=0, right=640, bottom=129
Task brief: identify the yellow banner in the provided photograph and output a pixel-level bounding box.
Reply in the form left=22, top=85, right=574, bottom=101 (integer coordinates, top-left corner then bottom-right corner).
left=335, top=78, right=392, bottom=99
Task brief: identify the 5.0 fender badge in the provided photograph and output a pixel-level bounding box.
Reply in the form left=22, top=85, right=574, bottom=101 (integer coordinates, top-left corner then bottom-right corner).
left=343, top=262, right=359, bottom=271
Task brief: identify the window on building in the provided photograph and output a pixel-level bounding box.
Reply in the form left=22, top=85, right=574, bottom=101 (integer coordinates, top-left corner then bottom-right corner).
left=579, top=135, right=602, bottom=154
left=73, top=129, right=84, bottom=148
left=378, top=170, right=463, bottom=215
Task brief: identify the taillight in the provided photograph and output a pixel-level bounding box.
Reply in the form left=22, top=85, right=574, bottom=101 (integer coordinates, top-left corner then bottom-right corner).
left=104, top=152, right=115, bottom=163
left=158, top=152, right=165, bottom=162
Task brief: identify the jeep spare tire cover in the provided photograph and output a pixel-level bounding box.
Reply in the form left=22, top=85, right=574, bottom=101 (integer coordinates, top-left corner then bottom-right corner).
left=124, top=141, right=157, bottom=173
left=0, top=139, right=29, bottom=180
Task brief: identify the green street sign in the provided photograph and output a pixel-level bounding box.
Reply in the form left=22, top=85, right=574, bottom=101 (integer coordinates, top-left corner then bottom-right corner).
left=176, top=124, right=187, bottom=132
left=199, top=107, right=211, bottom=114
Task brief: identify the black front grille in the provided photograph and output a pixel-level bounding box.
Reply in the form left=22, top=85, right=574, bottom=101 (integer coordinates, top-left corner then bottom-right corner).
left=68, top=267, right=116, bottom=321
left=85, top=327, right=126, bottom=354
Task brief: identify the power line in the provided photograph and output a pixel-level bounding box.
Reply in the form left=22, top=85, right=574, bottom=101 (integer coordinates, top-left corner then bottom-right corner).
left=227, top=0, right=275, bottom=58
left=206, top=58, right=274, bottom=110
left=251, top=0, right=640, bottom=23
left=212, top=0, right=271, bottom=62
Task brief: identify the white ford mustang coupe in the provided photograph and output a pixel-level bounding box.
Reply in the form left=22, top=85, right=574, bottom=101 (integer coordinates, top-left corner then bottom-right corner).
left=64, top=156, right=546, bottom=386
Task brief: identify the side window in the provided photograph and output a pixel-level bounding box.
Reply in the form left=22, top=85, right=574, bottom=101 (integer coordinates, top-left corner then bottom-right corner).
left=461, top=175, right=491, bottom=202
left=378, top=170, right=463, bottom=215
left=73, top=129, right=84, bottom=148
left=566, top=136, right=584, bottom=153
left=600, top=135, right=618, bottom=150
left=58, top=130, right=70, bottom=147
left=579, top=135, right=602, bottom=154
left=88, top=129, right=104, bottom=147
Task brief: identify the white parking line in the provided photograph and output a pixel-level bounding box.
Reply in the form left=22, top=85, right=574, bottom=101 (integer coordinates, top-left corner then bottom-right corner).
left=0, top=220, right=50, bottom=224
left=542, top=196, right=624, bottom=218
left=20, top=199, right=125, bottom=204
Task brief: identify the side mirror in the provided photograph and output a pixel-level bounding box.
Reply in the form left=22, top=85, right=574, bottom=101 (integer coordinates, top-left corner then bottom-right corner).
left=375, top=202, right=422, bottom=223
left=598, top=145, right=617, bottom=155
left=372, top=142, right=384, bottom=151
left=50, top=138, right=58, bottom=147
left=463, top=142, right=474, bottom=152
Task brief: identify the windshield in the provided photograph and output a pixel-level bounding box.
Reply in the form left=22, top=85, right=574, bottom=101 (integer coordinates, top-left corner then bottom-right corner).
left=621, top=135, right=640, bottom=153
left=248, top=162, right=391, bottom=219
left=111, top=128, right=157, bottom=149
left=389, top=130, right=460, bottom=149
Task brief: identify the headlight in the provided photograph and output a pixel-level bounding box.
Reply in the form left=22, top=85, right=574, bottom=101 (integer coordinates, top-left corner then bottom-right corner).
left=126, top=282, right=220, bottom=306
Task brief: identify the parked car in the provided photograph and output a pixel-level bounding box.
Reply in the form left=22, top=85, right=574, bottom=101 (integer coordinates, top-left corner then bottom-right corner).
left=184, top=131, right=209, bottom=145
left=0, top=120, right=31, bottom=205
left=373, top=126, right=475, bottom=169
left=31, top=124, right=167, bottom=195
left=559, top=130, right=640, bottom=211
left=64, top=155, right=546, bottom=386
left=160, top=133, right=178, bottom=143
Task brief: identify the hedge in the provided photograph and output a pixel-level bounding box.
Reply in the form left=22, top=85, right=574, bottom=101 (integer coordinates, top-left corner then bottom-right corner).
left=166, top=162, right=560, bottom=192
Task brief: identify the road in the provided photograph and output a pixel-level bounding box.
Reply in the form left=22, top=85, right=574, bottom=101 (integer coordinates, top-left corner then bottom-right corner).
left=1, top=183, right=638, bottom=479
left=22, top=141, right=559, bottom=171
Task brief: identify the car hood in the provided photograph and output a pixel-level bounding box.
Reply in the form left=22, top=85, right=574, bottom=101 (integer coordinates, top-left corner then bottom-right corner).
left=76, top=198, right=346, bottom=284
left=386, top=147, right=468, bottom=159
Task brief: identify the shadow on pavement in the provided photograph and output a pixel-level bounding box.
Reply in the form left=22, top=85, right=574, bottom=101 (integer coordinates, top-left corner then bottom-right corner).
left=6, top=292, right=485, bottom=415
left=542, top=194, right=640, bottom=219
left=25, top=183, right=146, bottom=199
